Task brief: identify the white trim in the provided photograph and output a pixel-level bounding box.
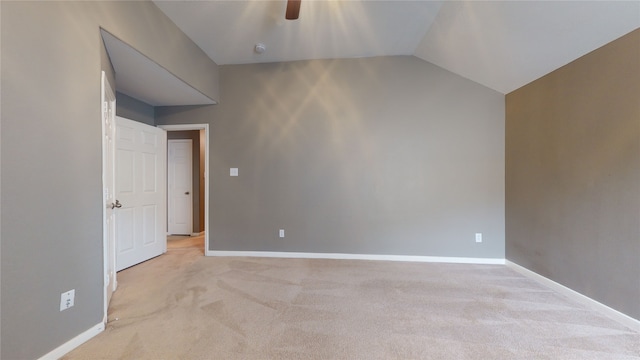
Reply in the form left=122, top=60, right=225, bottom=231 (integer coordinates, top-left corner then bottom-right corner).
left=207, top=250, right=505, bottom=265
left=158, top=124, right=210, bottom=257
left=506, top=261, right=640, bottom=332
left=100, top=71, right=117, bottom=325
left=37, top=322, right=105, bottom=360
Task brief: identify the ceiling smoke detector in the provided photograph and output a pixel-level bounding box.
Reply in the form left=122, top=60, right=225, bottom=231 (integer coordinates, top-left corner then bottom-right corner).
left=254, top=43, right=266, bottom=54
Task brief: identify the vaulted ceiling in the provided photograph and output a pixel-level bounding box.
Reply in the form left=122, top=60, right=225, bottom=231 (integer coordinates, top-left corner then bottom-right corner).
left=154, top=0, right=639, bottom=95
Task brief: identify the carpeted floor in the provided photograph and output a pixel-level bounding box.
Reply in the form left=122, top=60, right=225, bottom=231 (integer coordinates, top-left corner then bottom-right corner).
left=167, top=234, right=205, bottom=253
left=63, top=245, right=640, bottom=359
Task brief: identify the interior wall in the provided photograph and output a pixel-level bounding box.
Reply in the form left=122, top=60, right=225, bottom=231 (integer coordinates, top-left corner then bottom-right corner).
left=156, top=56, right=505, bottom=258
left=0, top=2, right=218, bottom=359
left=167, top=130, right=203, bottom=233
left=506, top=29, right=640, bottom=320
left=116, top=92, right=155, bottom=126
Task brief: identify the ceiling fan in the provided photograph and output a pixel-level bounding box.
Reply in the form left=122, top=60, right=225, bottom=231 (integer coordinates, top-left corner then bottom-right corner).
left=285, top=0, right=301, bottom=20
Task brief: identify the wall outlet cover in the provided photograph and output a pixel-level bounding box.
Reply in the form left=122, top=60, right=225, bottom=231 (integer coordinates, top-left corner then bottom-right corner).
left=60, top=289, right=75, bottom=311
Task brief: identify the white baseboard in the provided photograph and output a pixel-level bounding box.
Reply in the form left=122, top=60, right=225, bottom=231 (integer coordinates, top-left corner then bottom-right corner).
left=506, top=261, right=640, bottom=332
left=206, top=250, right=505, bottom=265
left=38, top=322, right=105, bottom=360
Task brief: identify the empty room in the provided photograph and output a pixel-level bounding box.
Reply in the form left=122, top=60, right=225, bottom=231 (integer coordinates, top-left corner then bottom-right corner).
left=1, top=1, right=639, bottom=359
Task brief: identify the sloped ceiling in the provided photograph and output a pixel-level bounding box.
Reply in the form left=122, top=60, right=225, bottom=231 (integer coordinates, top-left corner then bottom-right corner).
left=101, top=30, right=216, bottom=106
left=154, top=0, right=443, bottom=64
left=414, top=1, right=640, bottom=93
left=155, top=0, right=639, bottom=94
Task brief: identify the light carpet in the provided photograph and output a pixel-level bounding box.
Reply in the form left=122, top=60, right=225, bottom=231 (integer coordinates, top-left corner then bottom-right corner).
left=167, top=235, right=205, bottom=252
left=64, top=246, right=640, bottom=359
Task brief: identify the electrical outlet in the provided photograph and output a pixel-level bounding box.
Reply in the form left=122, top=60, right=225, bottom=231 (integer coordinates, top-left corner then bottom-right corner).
left=475, top=233, right=483, bottom=243
left=60, top=289, right=75, bottom=311
left=279, top=229, right=285, bottom=238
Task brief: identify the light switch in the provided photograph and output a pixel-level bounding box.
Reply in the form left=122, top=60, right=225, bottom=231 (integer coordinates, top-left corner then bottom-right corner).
left=230, top=168, right=238, bottom=176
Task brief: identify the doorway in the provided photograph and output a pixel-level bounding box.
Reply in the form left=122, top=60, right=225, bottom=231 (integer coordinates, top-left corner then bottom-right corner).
left=159, top=124, right=210, bottom=255
left=102, top=76, right=211, bottom=322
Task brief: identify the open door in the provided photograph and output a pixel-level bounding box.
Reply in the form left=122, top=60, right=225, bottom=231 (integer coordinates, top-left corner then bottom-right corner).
left=114, top=116, right=167, bottom=271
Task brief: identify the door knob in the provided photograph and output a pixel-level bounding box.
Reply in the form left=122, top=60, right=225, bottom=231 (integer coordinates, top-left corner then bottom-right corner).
left=111, top=200, right=122, bottom=209
left=185, top=192, right=190, bottom=195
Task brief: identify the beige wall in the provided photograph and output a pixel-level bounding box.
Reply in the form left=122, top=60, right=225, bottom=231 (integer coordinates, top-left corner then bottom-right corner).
left=506, top=29, right=640, bottom=320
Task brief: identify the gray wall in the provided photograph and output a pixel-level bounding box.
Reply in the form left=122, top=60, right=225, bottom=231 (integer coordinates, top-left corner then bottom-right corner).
left=156, top=56, right=505, bottom=258
left=116, top=92, right=155, bottom=126
left=167, top=130, right=204, bottom=233
left=506, top=29, right=640, bottom=320
left=0, top=1, right=218, bottom=359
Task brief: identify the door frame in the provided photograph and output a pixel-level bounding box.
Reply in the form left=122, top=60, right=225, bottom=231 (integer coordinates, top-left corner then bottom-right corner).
left=158, top=124, right=210, bottom=255
left=101, top=71, right=117, bottom=324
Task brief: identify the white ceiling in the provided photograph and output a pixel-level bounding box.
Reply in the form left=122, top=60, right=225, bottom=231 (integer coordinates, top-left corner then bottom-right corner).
left=154, top=0, right=443, bottom=64
left=154, top=0, right=639, bottom=95
left=414, top=1, right=640, bottom=93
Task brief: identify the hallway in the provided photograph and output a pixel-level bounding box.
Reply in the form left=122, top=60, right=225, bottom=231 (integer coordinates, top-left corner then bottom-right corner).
left=167, top=234, right=205, bottom=253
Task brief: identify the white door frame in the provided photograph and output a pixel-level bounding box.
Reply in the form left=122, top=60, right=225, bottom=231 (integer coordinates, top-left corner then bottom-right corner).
left=101, top=71, right=117, bottom=324
left=158, top=124, right=210, bottom=255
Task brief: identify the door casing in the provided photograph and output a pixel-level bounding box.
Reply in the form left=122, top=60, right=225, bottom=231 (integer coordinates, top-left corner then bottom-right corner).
left=101, top=71, right=117, bottom=323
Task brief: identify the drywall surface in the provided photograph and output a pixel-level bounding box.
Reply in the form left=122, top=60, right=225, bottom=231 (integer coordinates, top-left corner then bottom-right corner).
left=116, top=92, right=155, bottom=126
left=0, top=1, right=217, bottom=358
left=100, top=2, right=219, bottom=102
left=506, top=29, right=640, bottom=320
left=157, top=56, right=505, bottom=258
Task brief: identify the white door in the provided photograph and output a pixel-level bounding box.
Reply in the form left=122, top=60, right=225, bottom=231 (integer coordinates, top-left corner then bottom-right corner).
left=168, top=139, right=193, bottom=235
left=115, top=116, right=167, bottom=271
left=101, top=72, right=117, bottom=314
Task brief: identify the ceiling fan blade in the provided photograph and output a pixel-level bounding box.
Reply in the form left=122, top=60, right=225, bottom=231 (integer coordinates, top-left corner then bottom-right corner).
left=285, top=0, right=301, bottom=20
